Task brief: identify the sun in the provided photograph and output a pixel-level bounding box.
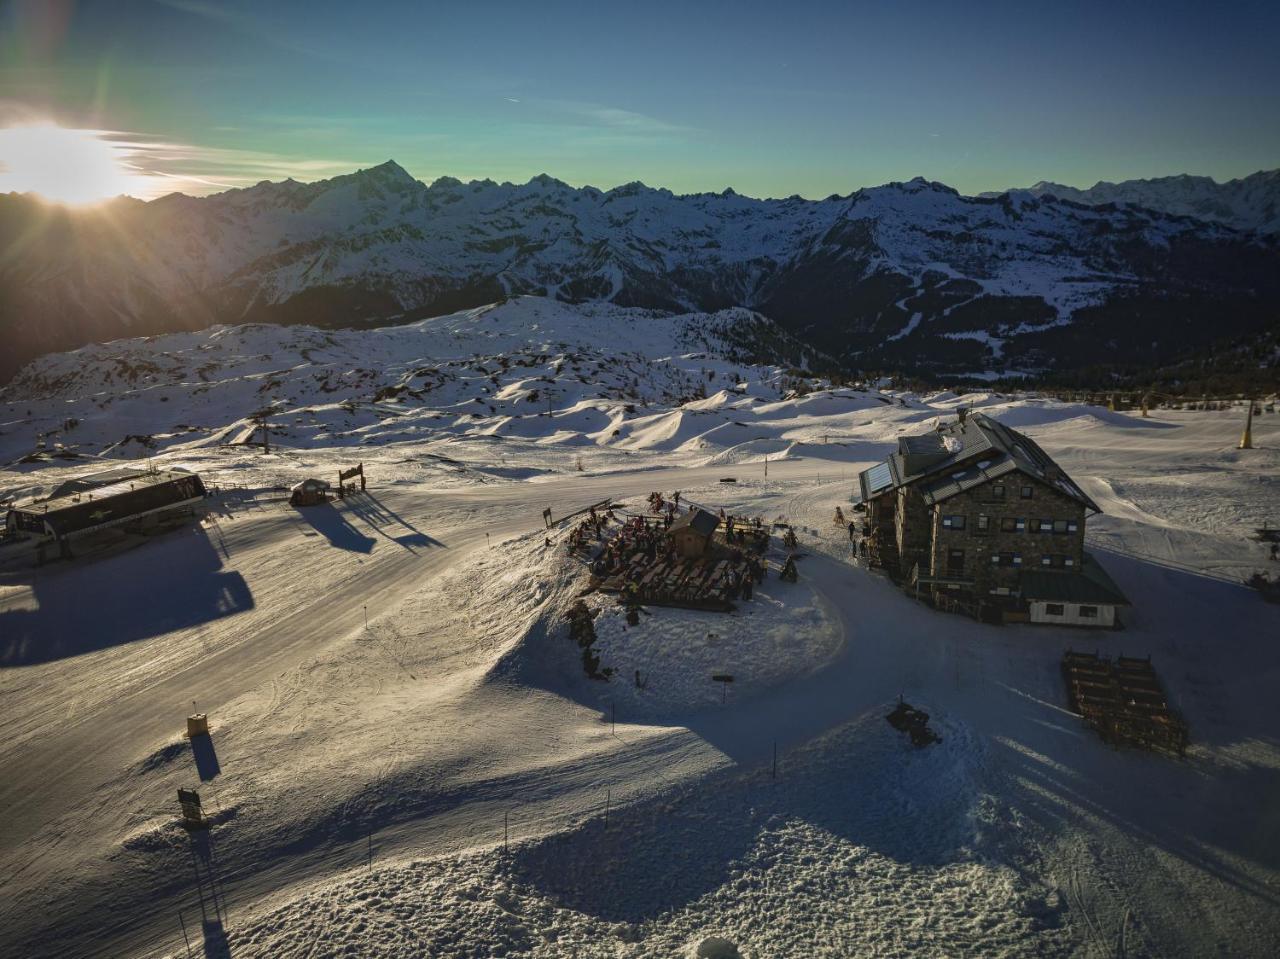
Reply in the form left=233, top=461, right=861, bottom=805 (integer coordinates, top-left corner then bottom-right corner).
left=0, top=124, right=158, bottom=205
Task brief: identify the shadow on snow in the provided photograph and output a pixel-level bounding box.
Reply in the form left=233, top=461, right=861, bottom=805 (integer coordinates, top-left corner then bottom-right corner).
left=0, top=525, right=254, bottom=667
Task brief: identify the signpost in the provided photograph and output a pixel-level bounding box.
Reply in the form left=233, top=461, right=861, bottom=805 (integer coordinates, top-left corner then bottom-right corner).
left=177, top=788, right=205, bottom=828
left=337, top=463, right=366, bottom=497
left=712, top=673, right=734, bottom=704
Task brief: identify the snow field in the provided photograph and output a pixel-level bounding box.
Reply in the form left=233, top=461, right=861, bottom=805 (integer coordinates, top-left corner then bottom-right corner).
left=2, top=302, right=1278, bottom=958
left=208, top=709, right=1070, bottom=959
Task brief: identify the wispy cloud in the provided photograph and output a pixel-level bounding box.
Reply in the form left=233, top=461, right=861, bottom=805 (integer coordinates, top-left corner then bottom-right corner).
left=502, top=98, right=696, bottom=150
left=111, top=135, right=364, bottom=191
left=542, top=99, right=694, bottom=137
left=573, top=105, right=690, bottom=136
left=0, top=122, right=364, bottom=199
left=151, top=0, right=350, bottom=64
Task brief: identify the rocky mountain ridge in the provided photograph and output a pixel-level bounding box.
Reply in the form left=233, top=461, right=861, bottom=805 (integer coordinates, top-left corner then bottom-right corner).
left=2, top=161, right=1277, bottom=384
left=1001, top=169, right=1280, bottom=235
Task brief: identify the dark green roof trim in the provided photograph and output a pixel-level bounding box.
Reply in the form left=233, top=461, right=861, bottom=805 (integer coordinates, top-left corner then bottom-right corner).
left=1019, top=554, right=1130, bottom=606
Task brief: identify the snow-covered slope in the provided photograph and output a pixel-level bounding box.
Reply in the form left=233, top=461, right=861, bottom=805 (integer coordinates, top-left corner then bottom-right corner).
left=3, top=163, right=1277, bottom=383
left=0, top=297, right=838, bottom=479
left=2, top=388, right=1277, bottom=958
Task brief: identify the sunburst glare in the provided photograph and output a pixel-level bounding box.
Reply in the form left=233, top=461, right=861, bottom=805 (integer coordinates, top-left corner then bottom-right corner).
left=0, top=123, right=162, bottom=205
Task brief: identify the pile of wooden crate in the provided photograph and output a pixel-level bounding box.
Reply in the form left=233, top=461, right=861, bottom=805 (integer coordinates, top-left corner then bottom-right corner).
left=1061, top=650, right=1188, bottom=755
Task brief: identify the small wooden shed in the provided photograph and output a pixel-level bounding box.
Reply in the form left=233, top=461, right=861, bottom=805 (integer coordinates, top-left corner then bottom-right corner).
left=289, top=478, right=331, bottom=507
left=669, top=508, right=719, bottom=558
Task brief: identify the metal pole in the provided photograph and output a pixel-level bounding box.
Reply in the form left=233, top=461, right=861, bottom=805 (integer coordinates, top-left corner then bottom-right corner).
left=504, top=810, right=509, bottom=853
left=363, top=605, right=368, bottom=629
left=605, top=789, right=610, bottom=829
left=611, top=699, right=616, bottom=736
left=178, top=910, right=194, bottom=959
left=1240, top=398, right=1255, bottom=450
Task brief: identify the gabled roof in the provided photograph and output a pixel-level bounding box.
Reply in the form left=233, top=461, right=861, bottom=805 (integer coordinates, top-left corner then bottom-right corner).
left=1020, top=554, right=1130, bottom=606
left=670, top=508, right=718, bottom=537
left=857, top=412, right=1099, bottom=512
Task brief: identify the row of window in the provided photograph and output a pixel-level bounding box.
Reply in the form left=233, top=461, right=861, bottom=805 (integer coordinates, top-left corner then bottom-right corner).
left=941, top=514, right=1078, bottom=535
left=988, top=553, right=1077, bottom=568
left=985, top=483, right=1036, bottom=500
left=942, top=549, right=1077, bottom=571
left=1044, top=603, right=1099, bottom=618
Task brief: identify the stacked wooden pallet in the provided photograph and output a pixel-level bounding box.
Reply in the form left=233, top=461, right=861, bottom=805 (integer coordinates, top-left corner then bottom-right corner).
left=1061, top=650, right=1188, bottom=755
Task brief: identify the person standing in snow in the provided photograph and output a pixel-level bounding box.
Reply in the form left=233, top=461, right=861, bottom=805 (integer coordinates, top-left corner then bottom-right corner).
left=848, top=520, right=857, bottom=542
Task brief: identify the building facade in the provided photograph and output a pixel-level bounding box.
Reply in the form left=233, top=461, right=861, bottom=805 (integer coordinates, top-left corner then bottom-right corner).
left=857, top=411, right=1127, bottom=625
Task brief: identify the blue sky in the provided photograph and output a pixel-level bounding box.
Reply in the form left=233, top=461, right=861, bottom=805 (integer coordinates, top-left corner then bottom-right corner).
left=2, top=0, right=1278, bottom=198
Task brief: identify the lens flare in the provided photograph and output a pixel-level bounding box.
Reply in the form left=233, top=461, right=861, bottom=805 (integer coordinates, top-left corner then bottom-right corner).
left=0, top=124, right=160, bottom=205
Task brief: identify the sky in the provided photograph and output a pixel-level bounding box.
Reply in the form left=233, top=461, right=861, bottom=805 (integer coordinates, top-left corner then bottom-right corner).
left=1, top=0, right=1278, bottom=201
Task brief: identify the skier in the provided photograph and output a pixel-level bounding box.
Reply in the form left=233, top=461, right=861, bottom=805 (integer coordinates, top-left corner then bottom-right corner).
left=781, top=554, right=798, bottom=582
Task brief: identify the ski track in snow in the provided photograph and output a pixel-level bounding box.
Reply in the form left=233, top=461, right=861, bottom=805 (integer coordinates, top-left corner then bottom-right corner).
left=0, top=302, right=1278, bottom=958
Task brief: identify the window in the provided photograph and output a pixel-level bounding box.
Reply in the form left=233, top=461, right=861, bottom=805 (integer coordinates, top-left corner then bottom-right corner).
left=1045, top=603, right=1065, bottom=616
left=1041, top=555, right=1052, bottom=566
left=941, top=514, right=966, bottom=530
left=1037, top=518, right=1054, bottom=533
left=977, top=514, right=989, bottom=532
left=1067, top=520, right=1078, bottom=533
left=1000, top=516, right=1026, bottom=533
left=1020, top=485, right=1034, bottom=499
left=1079, top=605, right=1099, bottom=618
left=991, top=484, right=1006, bottom=500
left=1053, top=519, right=1069, bottom=534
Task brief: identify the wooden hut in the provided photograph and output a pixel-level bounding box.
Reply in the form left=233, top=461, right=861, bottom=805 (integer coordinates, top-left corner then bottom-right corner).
left=668, top=508, right=718, bottom=559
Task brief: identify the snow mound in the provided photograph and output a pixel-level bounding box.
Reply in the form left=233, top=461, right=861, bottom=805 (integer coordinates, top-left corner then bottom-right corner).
left=690, top=935, right=742, bottom=958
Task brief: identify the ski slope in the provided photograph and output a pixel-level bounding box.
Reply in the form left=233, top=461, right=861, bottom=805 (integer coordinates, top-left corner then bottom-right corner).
left=1, top=302, right=1278, bottom=958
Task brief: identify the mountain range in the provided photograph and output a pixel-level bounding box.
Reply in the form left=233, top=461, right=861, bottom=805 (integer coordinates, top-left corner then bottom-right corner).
left=2, top=162, right=1277, bottom=384
left=993, top=170, right=1280, bottom=235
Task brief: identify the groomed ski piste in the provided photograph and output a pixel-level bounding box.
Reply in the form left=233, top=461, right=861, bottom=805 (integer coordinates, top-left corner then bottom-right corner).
left=1, top=298, right=1277, bottom=958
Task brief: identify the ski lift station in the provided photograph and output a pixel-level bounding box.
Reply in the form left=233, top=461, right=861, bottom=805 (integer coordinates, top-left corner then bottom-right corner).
left=4, top=466, right=207, bottom=559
